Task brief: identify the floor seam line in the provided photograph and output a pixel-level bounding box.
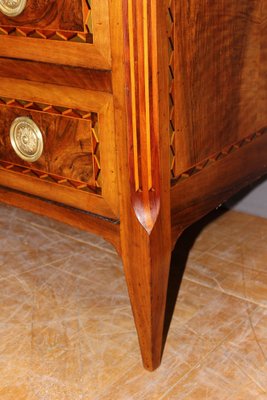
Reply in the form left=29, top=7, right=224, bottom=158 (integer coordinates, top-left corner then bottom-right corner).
left=183, top=276, right=267, bottom=308
left=158, top=320, right=245, bottom=400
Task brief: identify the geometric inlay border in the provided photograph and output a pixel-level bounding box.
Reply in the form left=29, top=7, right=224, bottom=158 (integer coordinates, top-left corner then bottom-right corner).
left=168, top=0, right=176, bottom=179
left=0, top=95, right=102, bottom=191
left=0, top=159, right=101, bottom=194
left=171, top=127, right=267, bottom=185
left=0, top=97, right=92, bottom=120
left=0, top=0, right=92, bottom=43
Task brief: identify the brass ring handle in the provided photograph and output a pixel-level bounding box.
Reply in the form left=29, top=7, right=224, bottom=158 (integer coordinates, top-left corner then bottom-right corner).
left=0, top=0, right=27, bottom=17
left=10, top=117, right=44, bottom=162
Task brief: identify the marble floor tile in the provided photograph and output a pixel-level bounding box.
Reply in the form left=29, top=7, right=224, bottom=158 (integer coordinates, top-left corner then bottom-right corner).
left=162, top=346, right=265, bottom=400
left=1, top=203, right=117, bottom=255
left=210, top=240, right=267, bottom=272
left=0, top=224, right=82, bottom=280
left=163, top=306, right=267, bottom=399
left=50, top=248, right=123, bottom=286
left=0, top=204, right=266, bottom=399
left=185, top=253, right=267, bottom=306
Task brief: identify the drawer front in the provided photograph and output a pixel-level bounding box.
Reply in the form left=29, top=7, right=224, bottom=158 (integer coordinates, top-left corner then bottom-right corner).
left=0, top=0, right=111, bottom=69
left=0, top=106, right=95, bottom=185
left=0, top=86, right=118, bottom=219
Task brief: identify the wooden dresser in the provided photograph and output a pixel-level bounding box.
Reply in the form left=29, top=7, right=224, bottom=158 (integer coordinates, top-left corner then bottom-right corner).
left=0, top=0, right=266, bottom=371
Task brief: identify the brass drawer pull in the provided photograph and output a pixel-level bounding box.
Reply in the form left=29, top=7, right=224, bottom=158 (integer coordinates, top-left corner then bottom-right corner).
left=0, top=0, right=27, bottom=17
left=10, top=117, right=44, bottom=162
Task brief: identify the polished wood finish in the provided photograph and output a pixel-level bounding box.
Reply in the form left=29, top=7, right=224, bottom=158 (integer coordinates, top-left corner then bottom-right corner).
left=0, top=58, right=112, bottom=92
left=171, top=129, right=267, bottom=243
left=0, top=0, right=84, bottom=31
left=170, top=0, right=267, bottom=177
left=0, top=79, right=119, bottom=218
left=0, top=0, right=111, bottom=68
left=0, top=105, right=94, bottom=184
left=116, top=0, right=171, bottom=370
left=0, top=0, right=266, bottom=371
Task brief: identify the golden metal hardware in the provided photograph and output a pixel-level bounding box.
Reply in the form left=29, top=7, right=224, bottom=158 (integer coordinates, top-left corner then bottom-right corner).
left=10, top=117, right=44, bottom=162
left=0, top=0, right=27, bottom=17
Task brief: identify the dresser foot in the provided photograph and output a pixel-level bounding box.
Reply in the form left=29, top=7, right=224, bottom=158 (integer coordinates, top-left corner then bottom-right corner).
left=121, top=220, right=171, bottom=371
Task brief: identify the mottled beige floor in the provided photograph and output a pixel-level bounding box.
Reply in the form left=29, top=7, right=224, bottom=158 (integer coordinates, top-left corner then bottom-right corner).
left=0, top=203, right=266, bottom=399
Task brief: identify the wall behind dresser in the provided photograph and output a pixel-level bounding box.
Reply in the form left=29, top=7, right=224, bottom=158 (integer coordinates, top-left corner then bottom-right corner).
left=227, top=177, right=267, bottom=218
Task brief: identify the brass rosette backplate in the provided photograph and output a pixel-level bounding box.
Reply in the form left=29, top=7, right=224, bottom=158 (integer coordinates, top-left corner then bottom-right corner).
left=10, top=117, right=44, bottom=163
left=0, top=0, right=27, bottom=17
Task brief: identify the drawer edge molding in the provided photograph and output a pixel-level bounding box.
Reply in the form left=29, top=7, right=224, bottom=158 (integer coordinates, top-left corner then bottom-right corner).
left=0, top=77, right=112, bottom=112
left=0, top=36, right=111, bottom=69
left=0, top=0, right=111, bottom=69
left=0, top=59, right=113, bottom=93
left=0, top=166, right=117, bottom=219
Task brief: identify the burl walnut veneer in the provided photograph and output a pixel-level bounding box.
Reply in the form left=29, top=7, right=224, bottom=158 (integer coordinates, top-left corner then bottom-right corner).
left=0, top=0, right=266, bottom=371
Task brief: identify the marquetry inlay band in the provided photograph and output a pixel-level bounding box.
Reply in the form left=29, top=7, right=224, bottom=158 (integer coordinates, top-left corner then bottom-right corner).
left=0, top=97, right=102, bottom=190
left=0, top=0, right=27, bottom=17
left=123, top=0, right=162, bottom=233
left=168, top=0, right=176, bottom=179
left=0, top=159, right=101, bottom=194
left=10, top=117, right=44, bottom=162
left=0, top=0, right=92, bottom=43
left=171, top=128, right=267, bottom=185
left=0, top=96, right=92, bottom=120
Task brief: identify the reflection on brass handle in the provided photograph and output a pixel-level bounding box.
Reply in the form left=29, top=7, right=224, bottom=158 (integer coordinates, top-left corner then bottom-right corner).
left=10, top=117, right=44, bottom=162
left=0, top=0, right=27, bottom=17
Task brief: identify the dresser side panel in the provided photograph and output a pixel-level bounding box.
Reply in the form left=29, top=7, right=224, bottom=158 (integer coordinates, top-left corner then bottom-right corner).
left=170, top=0, right=267, bottom=177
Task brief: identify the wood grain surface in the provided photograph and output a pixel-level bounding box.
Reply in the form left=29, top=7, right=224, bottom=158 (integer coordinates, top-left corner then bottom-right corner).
left=171, top=130, right=267, bottom=243
left=0, top=0, right=111, bottom=69
left=0, top=69, right=119, bottom=218
left=111, top=0, right=172, bottom=371
left=0, top=0, right=84, bottom=31
left=0, top=0, right=266, bottom=373
left=0, top=106, right=94, bottom=185
left=0, top=58, right=112, bottom=92
left=171, top=0, right=267, bottom=177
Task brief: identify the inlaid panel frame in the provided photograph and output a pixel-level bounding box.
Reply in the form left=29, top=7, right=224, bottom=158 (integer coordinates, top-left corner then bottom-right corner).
left=0, top=78, right=119, bottom=219
left=168, top=0, right=267, bottom=184
left=0, top=0, right=111, bottom=69
left=0, top=0, right=87, bottom=33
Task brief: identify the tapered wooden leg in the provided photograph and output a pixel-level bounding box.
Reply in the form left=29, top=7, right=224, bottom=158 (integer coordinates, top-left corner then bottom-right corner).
left=112, top=0, right=171, bottom=371
left=121, top=216, right=171, bottom=371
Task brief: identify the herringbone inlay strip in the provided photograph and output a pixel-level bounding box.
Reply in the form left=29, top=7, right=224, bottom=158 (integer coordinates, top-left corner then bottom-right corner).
left=0, top=97, right=102, bottom=192
left=172, top=128, right=267, bottom=185
left=0, top=97, right=92, bottom=120
left=168, top=0, right=176, bottom=179
left=0, top=0, right=93, bottom=43
left=0, top=160, right=101, bottom=194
